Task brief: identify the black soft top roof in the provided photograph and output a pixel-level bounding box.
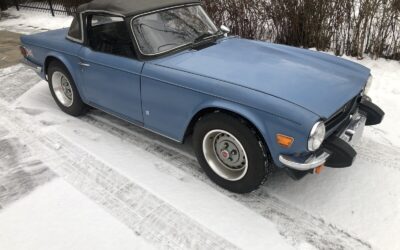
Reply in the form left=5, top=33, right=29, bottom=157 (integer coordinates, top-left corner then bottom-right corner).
left=77, top=0, right=201, bottom=17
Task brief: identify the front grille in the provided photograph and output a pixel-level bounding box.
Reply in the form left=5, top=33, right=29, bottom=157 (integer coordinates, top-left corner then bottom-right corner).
left=325, top=95, right=360, bottom=132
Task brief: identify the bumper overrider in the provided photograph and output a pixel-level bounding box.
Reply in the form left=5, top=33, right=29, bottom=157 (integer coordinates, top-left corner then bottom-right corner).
left=279, top=97, right=385, bottom=174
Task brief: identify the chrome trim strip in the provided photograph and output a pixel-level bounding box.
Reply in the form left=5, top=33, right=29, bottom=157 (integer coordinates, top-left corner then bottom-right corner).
left=66, top=35, right=83, bottom=43
left=66, top=10, right=126, bottom=44
left=81, top=10, right=126, bottom=17
left=65, top=13, right=84, bottom=44
left=143, top=127, right=182, bottom=143
left=279, top=152, right=330, bottom=171
left=86, top=108, right=182, bottom=143
left=307, top=121, right=325, bottom=151
left=131, top=3, right=199, bottom=21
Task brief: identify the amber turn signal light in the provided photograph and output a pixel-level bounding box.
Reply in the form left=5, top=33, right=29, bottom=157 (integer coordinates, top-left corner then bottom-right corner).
left=276, top=134, right=294, bottom=148
left=314, top=165, right=324, bottom=174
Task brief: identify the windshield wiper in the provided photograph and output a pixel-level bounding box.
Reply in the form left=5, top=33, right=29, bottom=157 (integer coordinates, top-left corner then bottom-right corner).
left=193, top=32, right=218, bottom=44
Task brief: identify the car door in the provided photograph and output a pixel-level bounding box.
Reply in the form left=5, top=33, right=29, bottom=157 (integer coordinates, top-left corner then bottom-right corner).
left=79, top=14, right=144, bottom=123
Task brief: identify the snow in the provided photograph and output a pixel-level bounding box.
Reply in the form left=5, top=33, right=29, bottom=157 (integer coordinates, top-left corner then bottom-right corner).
left=0, top=7, right=72, bottom=34
left=0, top=179, right=154, bottom=250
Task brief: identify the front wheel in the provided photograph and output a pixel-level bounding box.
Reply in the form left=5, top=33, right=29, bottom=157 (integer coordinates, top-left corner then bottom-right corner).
left=193, top=112, right=273, bottom=193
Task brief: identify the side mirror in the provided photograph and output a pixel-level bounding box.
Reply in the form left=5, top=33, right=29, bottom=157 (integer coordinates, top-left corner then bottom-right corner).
left=220, top=25, right=230, bottom=36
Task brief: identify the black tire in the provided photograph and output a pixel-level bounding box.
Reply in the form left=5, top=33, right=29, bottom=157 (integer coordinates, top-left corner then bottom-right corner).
left=193, top=112, right=273, bottom=193
left=48, top=61, right=88, bottom=117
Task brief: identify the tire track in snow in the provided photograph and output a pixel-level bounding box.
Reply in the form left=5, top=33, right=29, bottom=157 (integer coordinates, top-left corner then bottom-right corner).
left=0, top=126, right=56, bottom=209
left=0, top=102, right=239, bottom=250
left=83, top=111, right=372, bottom=250
left=354, top=137, right=400, bottom=171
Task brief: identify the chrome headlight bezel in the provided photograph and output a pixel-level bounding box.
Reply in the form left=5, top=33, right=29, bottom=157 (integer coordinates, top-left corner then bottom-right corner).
left=308, top=121, right=326, bottom=152
left=364, top=75, right=373, bottom=96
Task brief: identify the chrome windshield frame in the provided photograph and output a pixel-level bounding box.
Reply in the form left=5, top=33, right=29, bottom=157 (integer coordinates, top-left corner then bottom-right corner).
left=129, top=4, right=218, bottom=57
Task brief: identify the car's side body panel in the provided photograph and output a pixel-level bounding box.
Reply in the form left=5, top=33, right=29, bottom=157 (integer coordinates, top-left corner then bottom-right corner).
left=20, top=29, right=144, bottom=124
left=141, top=62, right=319, bottom=166
left=79, top=47, right=144, bottom=123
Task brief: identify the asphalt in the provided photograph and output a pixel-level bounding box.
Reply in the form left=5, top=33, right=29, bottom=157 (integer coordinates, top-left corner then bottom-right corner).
left=0, top=30, right=21, bottom=69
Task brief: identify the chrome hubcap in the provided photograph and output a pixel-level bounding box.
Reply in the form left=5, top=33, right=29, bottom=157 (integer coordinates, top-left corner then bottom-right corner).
left=52, top=71, right=73, bottom=107
left=202, top=130, right=248, bottom=181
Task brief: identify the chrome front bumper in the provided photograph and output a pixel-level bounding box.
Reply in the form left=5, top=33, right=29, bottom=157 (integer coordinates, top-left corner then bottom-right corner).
left=340, top=112, right=367, bottom=146
left=279, top=112, right=367, bottom=171
left=279, top=152, right=331, bottom=171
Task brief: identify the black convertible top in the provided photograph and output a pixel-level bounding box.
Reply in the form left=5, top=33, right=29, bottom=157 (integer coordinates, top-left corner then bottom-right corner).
left=77, top=0, right=201, bottom=17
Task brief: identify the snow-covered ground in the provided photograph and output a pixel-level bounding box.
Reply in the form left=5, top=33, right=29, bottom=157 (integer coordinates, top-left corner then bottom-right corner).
left=0, top=180, right=153, bottom=250
left=0, top=7, right=72, bottom=34
left=1, top=7, right=400, bottom=250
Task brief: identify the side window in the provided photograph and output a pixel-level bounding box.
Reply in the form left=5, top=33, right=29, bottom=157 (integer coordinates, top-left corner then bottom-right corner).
left=68, top=15, right=82, bottom=41
left=87, top=14, right=136, bottom=58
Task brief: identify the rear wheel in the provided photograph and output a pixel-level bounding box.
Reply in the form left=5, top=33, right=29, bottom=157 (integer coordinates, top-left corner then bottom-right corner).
left=48, top=61, right=87, bottom=117
left=193, top=112, right=273, bottom=193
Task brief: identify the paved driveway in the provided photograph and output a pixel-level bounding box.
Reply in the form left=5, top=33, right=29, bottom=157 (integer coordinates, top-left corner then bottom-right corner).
left=0, top=30, right=21, bottom=69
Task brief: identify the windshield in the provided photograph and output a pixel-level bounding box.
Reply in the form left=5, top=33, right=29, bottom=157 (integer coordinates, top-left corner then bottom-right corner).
left=131, top=5, right=219, bottom=55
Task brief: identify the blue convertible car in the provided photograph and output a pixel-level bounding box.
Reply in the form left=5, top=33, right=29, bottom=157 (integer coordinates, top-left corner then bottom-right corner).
left=20, top=0, right=384, bottom=193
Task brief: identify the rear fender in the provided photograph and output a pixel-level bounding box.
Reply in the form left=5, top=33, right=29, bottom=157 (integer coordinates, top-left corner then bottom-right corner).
left=44, top=52, right=87, bottom=102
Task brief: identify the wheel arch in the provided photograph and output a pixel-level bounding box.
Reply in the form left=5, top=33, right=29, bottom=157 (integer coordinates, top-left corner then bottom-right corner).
left=184, top=104, right=274, bottom=159
left=44, top=56, right=58, bottom=78
left=44, top=53, right=86, bottom=102
left=44, top=54, right=72, bottom=78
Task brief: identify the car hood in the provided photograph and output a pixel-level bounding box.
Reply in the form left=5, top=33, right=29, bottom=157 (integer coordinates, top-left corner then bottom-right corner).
left=154, top=38, right=370, bottom=118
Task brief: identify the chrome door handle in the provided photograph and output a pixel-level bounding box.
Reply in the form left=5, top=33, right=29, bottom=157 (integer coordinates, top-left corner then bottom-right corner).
left=79, top=62, right=90, bottom=67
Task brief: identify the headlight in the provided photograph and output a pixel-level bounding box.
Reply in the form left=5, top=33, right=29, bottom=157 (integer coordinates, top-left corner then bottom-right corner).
left=308, top=121, right=326, bottom=151
left=364, top=75, right=373, bottom=96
